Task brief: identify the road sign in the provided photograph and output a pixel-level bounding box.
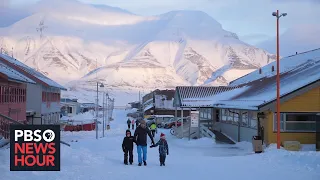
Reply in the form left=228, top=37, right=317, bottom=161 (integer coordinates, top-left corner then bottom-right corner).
left=190, top=111, right=199, bottom=128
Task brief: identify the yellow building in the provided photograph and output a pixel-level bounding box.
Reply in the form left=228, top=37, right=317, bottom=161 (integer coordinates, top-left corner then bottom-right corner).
left=176, top=49, right=320, bottom=150
left=209, top=49, right=320, bottom=149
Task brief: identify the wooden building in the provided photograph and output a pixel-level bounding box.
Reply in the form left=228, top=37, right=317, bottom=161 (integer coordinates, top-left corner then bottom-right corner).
left=0, top=59, right=35, bottom=139
left=0, top=53, right=67, bottom=125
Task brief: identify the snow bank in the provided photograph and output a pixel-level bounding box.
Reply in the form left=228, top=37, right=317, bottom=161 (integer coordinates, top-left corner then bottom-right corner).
left=1, top=109, right=320, bottom=180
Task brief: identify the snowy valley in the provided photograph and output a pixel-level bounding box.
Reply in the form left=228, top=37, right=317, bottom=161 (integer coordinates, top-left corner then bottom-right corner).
left=0, top=0, right=276, bottom=104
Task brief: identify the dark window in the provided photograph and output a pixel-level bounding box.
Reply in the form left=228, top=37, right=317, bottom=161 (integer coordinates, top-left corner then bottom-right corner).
left=274, top=113, right=316, bottom=132
left=67, top=107, right=72, bottom=113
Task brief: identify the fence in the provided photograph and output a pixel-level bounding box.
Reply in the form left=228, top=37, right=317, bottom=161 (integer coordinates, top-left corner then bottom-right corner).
left=0, top=113, right=25, bottom=139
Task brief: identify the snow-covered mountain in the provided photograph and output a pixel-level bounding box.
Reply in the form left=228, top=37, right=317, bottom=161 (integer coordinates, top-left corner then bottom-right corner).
left=0, top=0, right=276, bottom=104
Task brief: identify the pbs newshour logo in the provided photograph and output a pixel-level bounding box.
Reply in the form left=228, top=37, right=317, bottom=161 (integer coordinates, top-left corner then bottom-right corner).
left=10, top=125, right=60, bottom=171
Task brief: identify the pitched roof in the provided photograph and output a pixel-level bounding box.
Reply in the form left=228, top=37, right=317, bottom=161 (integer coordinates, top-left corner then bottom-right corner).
left=0, top=61, right=35, bottom=84
left=230, top=48, right=320, bottom=86
left=175, top=86, right=239, bottom=107
left=197, top=49, right=320, bottom=110
left=0, top=53, right=66, bottom=90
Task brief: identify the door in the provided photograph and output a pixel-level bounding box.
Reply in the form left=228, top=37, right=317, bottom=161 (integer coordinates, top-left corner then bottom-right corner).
left=317, top=116, right=320, bottom=151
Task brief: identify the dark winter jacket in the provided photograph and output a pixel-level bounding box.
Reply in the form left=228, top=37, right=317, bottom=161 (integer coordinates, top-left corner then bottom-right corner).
left=134, top=126, right=155, bottom=146
left=151, top=139, right=169, bottom=155
left=135, top=119, right=139, bottom=126
left=122, top=130, right=135, bottom=151
left=127, top=119, right=131, bottom=125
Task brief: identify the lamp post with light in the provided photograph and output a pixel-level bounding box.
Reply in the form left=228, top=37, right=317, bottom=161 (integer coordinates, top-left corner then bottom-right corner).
left=272, top=10, right=287, bottom=149
left=96, top=82, right=104, bottom=139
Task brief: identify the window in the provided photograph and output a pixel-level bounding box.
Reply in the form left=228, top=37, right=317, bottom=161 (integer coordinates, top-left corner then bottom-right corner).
left=208, top=108, right=212, bottom=119
left=204, top=108, right=208, bottom=119
left=249, top=111, right=257, bottom=128
left=0, top=86, right=2, bottom=103
left=67, top=107, right=72, bottom=113
left=221, top=109, right=227, bottom=121
left=273, top=113, right=316, bottom=132
left=200, top=109, right=204, bottom=118
left=233, top=110, right=239, bottom=123
left=226, top=110, right=232, bottom=122
left=216, top=109, right=220, bottom=122
left=242, top=112, right=248, bottom=126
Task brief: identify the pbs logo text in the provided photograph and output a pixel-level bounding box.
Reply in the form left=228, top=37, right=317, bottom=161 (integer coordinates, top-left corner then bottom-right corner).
left=15, top=129, right=56, bottom=142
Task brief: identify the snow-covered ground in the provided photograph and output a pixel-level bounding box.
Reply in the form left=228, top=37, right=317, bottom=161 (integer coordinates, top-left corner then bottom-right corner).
left=1, top=109, right=320, bottom=180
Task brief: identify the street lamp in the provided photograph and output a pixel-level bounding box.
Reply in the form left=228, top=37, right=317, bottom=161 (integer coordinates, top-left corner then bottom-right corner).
left=272, top=10, right=287, bottom=149
left=96, top=82, right=104, bottom=139
left=103, top=92, right=109, bottom=137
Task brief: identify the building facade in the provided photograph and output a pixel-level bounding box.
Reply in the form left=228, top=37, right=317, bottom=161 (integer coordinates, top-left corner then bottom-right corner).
left=0, top=53, right=67, bottom=125
left=60, top=98, right=81, bottom=116
left=173, top=48, right=320, bottom=149
left=143, top=89, right=190, bottom=117
left=0, top=60, right=35, bottom=138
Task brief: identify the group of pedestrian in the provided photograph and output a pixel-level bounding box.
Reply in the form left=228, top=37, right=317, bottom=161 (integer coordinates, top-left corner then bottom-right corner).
left=122, top=119, right=169, bottom=166
left=127, top=118, right=138, bottom=130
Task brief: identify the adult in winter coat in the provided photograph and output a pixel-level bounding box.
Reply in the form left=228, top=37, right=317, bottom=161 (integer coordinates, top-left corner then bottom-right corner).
left=127, top=119, right=131, bottom=129
left=133, top=120, right=155, bottom=166
left=150, top=133, right=169, bottom=166
left=150, top=122, right=157, bottom=137
left=122, top=130, right=135, bottom=165
left=131, top=119, right=135, bottom=130
left=135, top=119, right=140, bottom=127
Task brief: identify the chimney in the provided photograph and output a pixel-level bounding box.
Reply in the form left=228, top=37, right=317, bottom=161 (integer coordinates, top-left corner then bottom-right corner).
left=259, top=68, right=262, bottom=74
left=271, top=65, right=275, bottom=72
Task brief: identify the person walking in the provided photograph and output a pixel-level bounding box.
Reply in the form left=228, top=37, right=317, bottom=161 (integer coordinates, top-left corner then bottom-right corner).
left=134, top=120, right=155, bottom=166
left=122, top=130, right=135, bottom=165
left=127, top=118, right=131, bottom=129
left=150, top=121, right=157, bottom=138
left=131, top=119, right=135, bottom=130
left=150, top=133, right=169, bottom=166
left=136, top=119, right=140, bottom=127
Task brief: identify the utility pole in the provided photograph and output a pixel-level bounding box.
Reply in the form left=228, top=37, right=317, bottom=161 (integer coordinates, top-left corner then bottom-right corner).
left=96, top=82, right=99, bottom=139
left=106, top=93, right=109, bottom=127
left=139, top=91, right=142, bottom=119
left=102, top=91, right=105, bottom=137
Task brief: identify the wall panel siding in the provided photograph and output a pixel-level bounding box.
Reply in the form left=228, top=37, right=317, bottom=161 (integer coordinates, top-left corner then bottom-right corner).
left=264, top=86, right=319, bottom=145
left=280, top=86, right=320, bottom=112
left=26, top=84, right=41, bottom=113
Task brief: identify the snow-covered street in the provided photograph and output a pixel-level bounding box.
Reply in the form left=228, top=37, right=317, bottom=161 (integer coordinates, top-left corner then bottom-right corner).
left=1, top=109, right=320, bottom=180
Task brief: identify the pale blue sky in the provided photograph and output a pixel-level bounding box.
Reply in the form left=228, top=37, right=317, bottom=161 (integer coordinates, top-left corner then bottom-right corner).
left=4, top=0, right=320, bottom=45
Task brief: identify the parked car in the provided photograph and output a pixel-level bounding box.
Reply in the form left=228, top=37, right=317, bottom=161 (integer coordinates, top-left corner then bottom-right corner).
left=164, top=117, right=189, bottom=129
left=144, top=115, right=174, bottom=128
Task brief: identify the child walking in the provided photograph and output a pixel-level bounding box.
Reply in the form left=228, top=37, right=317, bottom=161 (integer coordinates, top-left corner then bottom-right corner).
left=150, top=133, right=169, bottom=166
left=122, top=130, right=135, bottom=165
left=131, top=119, right=135, bottom=130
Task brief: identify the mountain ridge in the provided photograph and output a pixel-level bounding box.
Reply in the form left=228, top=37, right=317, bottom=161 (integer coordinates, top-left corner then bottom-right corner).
left=0, top=0, right=276, bottom=104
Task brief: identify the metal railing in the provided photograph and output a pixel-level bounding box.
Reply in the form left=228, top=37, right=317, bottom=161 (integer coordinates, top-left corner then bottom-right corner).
left=200, top=124, right=215, bottom=140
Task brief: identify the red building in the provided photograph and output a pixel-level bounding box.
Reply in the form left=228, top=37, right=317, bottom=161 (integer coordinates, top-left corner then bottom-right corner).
left=0, top=60, right=35, bottom=139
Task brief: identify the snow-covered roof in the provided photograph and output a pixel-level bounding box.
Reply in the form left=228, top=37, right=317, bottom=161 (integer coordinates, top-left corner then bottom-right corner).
left=80, top=103, right=101, bottom=108
left=197, top=52, right=320, bottom=110
left=230, top=48, right=320, bottom=86
left=0, top=53, right=66, bottom=90
left=143, top=98, right=153, bottom=106
left=144, top=103, right=153, bottom=111
left=175, top=86, right=239, bottom=107
left=0, top=61, right=35, bottom=84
